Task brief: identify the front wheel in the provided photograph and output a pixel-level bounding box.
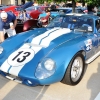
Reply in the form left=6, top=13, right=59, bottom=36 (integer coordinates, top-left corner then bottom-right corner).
left=62, top=53, right=85, bottom=85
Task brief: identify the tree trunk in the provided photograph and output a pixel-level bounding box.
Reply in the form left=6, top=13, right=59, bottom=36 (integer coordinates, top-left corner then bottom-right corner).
left=72, top=0, right=76, bottom=13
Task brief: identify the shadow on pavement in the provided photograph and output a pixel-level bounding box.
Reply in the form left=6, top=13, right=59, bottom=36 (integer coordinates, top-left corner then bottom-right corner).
left=0, top=75, right=10, bottom=89
left=87, top=63, right=100, bottom=100
left=0, top=76, right=50, bottom=100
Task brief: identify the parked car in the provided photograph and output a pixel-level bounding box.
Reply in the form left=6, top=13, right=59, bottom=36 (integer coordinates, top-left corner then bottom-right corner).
left=50, top=7, right=86, bottom=19
left=0, top=14, right=100, bottom=86
left=2, top=6, right=22, bottom=16
left=15, top=19, right=39, bottom=33
left=28, top=6, right=48, bottom=19
left=1, top=2, right=33, bottom=16
left=15, top=6, right=50, bottom=33
left=0, top=5, right=9, bottom=11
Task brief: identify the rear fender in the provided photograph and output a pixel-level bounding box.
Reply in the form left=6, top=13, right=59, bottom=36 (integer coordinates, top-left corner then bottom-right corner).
left=23, top=19, right=38, bottom=31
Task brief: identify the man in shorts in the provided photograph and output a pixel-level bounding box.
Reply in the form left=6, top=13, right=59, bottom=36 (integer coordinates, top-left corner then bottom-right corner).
left=0, top=11, right=17, bottom=43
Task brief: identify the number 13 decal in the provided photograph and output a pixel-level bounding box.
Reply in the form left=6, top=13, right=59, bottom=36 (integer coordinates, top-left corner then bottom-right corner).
left=12, top=51, right=31, bottom=62
left=8, top=48, right=35, bottom=66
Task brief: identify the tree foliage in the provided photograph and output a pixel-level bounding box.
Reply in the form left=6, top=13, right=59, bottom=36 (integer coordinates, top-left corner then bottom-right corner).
left=36, top=0, right=100, bottom=6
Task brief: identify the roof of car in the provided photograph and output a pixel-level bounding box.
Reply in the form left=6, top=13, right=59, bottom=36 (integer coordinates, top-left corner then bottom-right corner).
left=56, top=7, right=82, bottom=10
left=61, top=13, right=100, bottom=19
left=66, top=13, right=83, bottom=16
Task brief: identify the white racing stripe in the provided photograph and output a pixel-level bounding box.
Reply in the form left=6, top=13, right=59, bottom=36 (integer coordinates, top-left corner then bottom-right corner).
left=0, top=28, right=71, bottom=76
left=0, top=60, right=10, bottom=72
left=31, top=28, right=59, bottom=45
left=40, top=28, right=71, bottom=47
left=0, top=43, right=31, bottom=75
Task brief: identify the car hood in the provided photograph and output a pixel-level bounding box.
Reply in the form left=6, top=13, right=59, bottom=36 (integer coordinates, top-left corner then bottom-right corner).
left=0, top=27, right=83, bottom=76
left=21, top=1, right=33, bottom=9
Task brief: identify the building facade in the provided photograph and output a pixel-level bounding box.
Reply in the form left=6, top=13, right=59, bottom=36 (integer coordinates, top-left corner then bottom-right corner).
left=0, top=0, right=24, bottom=5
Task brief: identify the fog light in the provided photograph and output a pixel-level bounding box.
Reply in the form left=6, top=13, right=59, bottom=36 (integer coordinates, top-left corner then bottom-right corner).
left=27, top=80, right=32, bottom=84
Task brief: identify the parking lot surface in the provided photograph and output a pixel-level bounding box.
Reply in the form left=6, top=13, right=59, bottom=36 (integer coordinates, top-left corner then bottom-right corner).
left=0, top=56, right=100, bottom=100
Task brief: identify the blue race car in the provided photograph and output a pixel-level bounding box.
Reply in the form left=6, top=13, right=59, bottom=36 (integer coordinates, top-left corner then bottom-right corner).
left=0, top=14, right=100, bottom=86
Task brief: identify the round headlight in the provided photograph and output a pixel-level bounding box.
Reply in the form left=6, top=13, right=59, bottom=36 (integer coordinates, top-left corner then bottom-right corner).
left=0, top=46, right=3, bottom=54
left=35, top=58, right=56, bottom=79
left=44, top=59, right=55, bottom=71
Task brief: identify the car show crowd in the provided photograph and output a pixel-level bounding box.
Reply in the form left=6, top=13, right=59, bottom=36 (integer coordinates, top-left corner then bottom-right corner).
left=0, top=1, right=100, bottom=41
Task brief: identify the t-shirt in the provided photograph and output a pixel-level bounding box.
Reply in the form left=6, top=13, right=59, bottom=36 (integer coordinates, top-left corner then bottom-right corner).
left=0, top=12, right=16, bottom=31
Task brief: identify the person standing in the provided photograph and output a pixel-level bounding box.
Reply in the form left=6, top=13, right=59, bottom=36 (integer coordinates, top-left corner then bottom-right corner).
left=33, top=0, right=38, bottom=6
left=18, top=10, right=30, bottom=21
left=44, top=1, right=49, bottom=6
left=50, top=2, right=56, bottom=11
left=87, top=4, right=96, bottom=15
left=0, top=11, right=17, bottom=43
left=38, top=7, right=51, bottom=27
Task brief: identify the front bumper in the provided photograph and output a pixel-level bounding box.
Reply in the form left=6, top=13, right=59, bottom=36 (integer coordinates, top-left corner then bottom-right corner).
left=0, top=71, right=39, bottom=86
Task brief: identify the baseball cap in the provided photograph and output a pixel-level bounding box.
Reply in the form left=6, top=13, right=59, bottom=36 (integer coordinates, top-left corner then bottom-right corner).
left=0, top=11, right=8, bottom=19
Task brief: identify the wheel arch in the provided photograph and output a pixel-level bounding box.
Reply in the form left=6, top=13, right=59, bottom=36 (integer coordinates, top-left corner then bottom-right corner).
left=61, top=50, right=86, bottom=83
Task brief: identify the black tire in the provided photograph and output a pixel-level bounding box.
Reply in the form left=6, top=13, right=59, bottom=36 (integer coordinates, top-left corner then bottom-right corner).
left=62, top=53, right=85, bottom=85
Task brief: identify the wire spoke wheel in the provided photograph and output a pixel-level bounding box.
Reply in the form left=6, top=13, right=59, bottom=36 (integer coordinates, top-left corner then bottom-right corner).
left=71, top=56, right=83, bottom=82
left=62, top=53, right=85, bottom=85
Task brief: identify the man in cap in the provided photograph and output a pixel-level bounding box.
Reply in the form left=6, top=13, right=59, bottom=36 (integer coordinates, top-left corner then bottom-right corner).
left=0, top=11, right=17, bottom=43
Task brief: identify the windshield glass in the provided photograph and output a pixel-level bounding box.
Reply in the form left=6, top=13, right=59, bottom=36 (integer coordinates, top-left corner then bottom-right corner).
left=25, top=6, right=37, bottom=11
left=15, top=7, right=23, bottom=11
left=47, top=16, right=64, bottom=28
left=47, top=15, right=93, bottom=32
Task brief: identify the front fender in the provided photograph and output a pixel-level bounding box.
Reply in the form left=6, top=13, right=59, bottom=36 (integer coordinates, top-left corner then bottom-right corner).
left=45, top=43, right=85, bottom=81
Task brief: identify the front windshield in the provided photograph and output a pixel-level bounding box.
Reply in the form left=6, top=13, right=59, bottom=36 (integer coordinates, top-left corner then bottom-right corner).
left=47, top=15, right=93, bottom=32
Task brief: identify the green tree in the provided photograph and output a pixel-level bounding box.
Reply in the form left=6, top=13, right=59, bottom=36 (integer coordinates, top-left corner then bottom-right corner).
left=36, top=0, right=100, bottom=6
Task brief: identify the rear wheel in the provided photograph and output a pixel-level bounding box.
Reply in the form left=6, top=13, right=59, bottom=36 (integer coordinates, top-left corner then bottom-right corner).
left=62, top=53, right=85, bottom=85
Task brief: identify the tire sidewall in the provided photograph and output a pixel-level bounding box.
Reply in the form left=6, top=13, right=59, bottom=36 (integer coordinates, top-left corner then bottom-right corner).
left=70, top=53, right=85, bottom=85
left=62, top=52, right=85, bottom=85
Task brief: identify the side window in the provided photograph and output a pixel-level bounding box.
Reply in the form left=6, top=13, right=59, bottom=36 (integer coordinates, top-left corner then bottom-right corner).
left=96, top=19, right=100, bottom=32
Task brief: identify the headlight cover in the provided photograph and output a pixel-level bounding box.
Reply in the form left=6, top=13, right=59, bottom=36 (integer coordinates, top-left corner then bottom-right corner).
left=0, top=46, right=3, bottom=54
left=35, top=58, right=56, bottom=79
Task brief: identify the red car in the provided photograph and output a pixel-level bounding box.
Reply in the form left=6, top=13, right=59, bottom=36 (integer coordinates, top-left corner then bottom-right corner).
left=15, top=6, right=50, bottom=33
left=2, top=6, right=22, bottom=16
left=0, top=5, right=10, bottom=11
left=25, top=6, right=48, bottom=19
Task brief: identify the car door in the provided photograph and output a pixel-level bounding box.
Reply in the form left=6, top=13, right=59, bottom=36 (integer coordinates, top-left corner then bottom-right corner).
left=83, top=18, right=99, bottom=59
left=86, top=19, right=100, bottom=55
left=95, top=19, right=100, bottom=52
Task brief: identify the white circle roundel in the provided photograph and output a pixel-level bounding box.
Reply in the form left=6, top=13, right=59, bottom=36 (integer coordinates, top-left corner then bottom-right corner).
left=7, top=48, right=35, bottom=66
